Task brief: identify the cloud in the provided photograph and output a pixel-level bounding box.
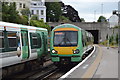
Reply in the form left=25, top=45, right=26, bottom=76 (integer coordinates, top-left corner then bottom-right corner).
left=79, top=13, right=112, bottom=22
left=61, top=0, right=120, bottom=3
left=61, top=0, right=118, bottom=22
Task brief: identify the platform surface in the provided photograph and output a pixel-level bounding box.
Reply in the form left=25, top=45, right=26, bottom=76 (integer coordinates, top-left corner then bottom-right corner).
left=93, top=46, right=118, bottom=78
left=60, top=45, right=118, bottom=79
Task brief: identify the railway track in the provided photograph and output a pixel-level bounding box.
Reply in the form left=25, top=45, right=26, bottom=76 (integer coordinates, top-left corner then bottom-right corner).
left=2, top=60, right=54, bottom=80
left=2, top=47, right=95, bottom=80
left=3, top=61, right=72, bottom=80
left=41, top=69, right=67, bottom=80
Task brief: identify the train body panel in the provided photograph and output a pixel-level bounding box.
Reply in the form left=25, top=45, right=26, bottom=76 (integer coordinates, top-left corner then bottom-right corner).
left=0, top=21, right=48, bottom=76
left=54, top=47, right=77, bottom=55
left=50, top=24, right=94, bottom=65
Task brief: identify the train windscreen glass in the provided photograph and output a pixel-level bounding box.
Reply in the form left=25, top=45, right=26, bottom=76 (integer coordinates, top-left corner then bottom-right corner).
left=54, top=31, right=78, bottom=47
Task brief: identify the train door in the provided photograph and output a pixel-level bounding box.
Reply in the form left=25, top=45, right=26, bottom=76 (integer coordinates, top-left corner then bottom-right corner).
left=82, top=30, right=87, bottom=51
left=42, top=32, right=46, bottom=53
left=21, top=30, right=29, bottom=59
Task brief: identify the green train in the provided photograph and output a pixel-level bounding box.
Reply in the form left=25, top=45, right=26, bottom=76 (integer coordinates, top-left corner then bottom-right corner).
left=0, top=22, right=48, bottom=77
left=50, top=24, right=94, bottom=66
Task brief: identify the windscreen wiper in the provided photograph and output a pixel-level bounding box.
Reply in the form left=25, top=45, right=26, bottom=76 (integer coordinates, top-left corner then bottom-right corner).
left=66, top=38, right=72, bottom=46
left=58, top=37, right=65, bottom=46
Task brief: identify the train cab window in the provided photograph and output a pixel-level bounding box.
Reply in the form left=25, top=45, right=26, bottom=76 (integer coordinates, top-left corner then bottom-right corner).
left=30, top=33, right=41, bottom=49
left=7, top=31, right=17, bottom=50
left=54, top=31, right=78, bottom=47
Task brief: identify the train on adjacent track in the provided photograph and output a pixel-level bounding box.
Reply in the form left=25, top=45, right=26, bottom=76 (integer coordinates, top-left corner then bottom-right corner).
left=0, top=22, right=48, bottom=77
left=50, top=24, right=94, bottom=66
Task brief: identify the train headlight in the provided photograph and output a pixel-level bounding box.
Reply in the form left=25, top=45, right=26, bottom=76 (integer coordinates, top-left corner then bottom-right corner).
left=73, top=49, right=80, bottom=54
left=52, top=49, right=58, bottom=54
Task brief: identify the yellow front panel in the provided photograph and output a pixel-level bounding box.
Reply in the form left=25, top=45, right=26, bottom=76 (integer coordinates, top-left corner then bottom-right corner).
left=54, top=47, right=77, bottom=55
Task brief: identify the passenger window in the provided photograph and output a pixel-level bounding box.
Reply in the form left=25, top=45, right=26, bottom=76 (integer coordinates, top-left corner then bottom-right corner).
left=0, top=31, right=4, bottom=49
left=7, top=31, right=17, bottom=48
left=82, top=33, right=85, bottom=47
left=30, top=33, right=41, bottom=49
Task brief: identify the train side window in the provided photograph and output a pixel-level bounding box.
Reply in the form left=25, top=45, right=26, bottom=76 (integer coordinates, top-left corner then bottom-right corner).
left=0, top=31, right=4, bottom=51
left=30, top=33, right=42, bottom=49
left=82, top=32, right=85, bottom=47
left=7, top=31, right=17, bottom=51
left=38, top=33, right=42, bottom=48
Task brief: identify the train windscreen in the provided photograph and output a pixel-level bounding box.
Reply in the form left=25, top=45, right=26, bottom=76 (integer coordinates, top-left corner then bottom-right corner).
left=54, top=31, right=78, bottom=47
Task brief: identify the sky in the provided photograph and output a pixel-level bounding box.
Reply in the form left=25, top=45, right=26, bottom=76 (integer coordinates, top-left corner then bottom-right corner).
left=61, top=0, right=120, bottom=22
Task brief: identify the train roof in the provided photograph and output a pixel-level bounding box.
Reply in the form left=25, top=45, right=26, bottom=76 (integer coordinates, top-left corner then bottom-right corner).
left=0, top=21, right=47, bottom=31
left=53, top=24, right=82, bottom=31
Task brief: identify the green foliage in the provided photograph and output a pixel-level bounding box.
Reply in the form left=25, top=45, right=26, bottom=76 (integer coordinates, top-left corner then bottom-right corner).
left=116, top=33, right=118, bottom=44
left=81, top=18, right=85, bottom=22
left=21, top=8, right=30, bottom=16
left=31, top=15, right=39, bottom=20
left=1, top=2, right=50, bottom=32
left=106, top=34, right=108, bottom=40
left=100, top=40, right=108, bottom=46
left=2, top=2, right=29, bottom=25
left=30, top=20, right=50, bottom=31
left=114, top=25, right=120, bottom=28
left=59, top=16, right=70, bottom=22
left=109, top=35, right=114, bottom=43
left=46, top=2, right=62, bottom=22
left=97, top=16, right=107, bottom=22
left=16, top=15, right=28, bottom=25
left=2, top=2, right=19, bottom=23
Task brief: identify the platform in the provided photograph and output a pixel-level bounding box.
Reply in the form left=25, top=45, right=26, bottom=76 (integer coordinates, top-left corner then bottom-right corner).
left=59, top=45, right=118, bottom=79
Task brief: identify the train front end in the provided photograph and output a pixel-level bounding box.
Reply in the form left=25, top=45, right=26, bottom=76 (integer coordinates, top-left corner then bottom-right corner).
left=50, top=24, right=83, bottom=65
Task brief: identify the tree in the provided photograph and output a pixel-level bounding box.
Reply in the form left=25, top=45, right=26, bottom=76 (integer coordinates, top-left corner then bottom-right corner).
left=59, top=16, right=70, bottom=23
left=2, top=2, right=19, bottom=23
left=81, top=18, right=85, bottom=22
left=97, top=16, right=107, bottom=22
left=45, top=2, right=62, bottom=22
left=61, top=4, right=81, bottom=22
left=1, top=2, right=50, bottom=31
left=21, top=8, right=30, bottom=16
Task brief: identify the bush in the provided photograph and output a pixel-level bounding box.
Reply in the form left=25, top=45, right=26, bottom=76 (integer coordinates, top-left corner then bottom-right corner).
left=31, top=15, right=39, bottom=20
left=16, top=15, right=28, bottom=25
left=116, top=34, right=118, bottom=44
left=109, top=35, right=114, bottom=44
left=30, top=20, right=50, bottom=31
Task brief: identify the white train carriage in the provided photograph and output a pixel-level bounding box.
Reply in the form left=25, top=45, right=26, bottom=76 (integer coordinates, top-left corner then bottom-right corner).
left=0, top=22, right=48, bottom=77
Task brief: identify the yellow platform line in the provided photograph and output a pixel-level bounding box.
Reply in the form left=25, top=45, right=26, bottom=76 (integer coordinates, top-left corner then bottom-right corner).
left=81, top=45, right=103, bottom=79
